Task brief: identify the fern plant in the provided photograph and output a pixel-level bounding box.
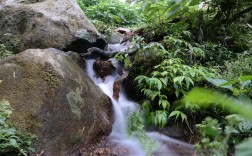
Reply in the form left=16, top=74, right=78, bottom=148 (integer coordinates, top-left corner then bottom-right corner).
left=135, top=58, right=214, bottom=128
left=163, top=31, right=205, bottom=65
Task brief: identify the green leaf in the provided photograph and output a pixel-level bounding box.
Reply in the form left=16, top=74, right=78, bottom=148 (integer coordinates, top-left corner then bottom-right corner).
left=185, top=76, right=194, bottom=88
left=142, top=100, right=151, bottom=115
left=158, top=99, right=170, bottom=110
left=183, top=88, right=252, bottom=121
left=206, top=77, right=232, bottom=89
left=220, top=80, right=238, bottom=87
left=159, top=77, right=168, bottom=86
left=156, top=79, right=163, bottom=90
left=167, top=4, right=181, bottom=18
left=161, top=71, right=168, bottom=76
left=240, top=75, right=252, bottom=82
left=189, top=70, right=196, bottom=77
left=155, top=111, right=168, bottom=129
left=9, top=138, right=18, bottom=147
left=188, top=0, right=200, bottom=6
left=161, top=114, right=167, bottom=128
left=173, top=68, right=178, bottom=74
left=173, top=76, right=185, bottom=85
left=169, top=111, right=179, bottom=118
left=135, top=75, right=146, bottom=84
left=158, top=114, right=162, bottom=125
left=180, top=112, right=187, bottom=123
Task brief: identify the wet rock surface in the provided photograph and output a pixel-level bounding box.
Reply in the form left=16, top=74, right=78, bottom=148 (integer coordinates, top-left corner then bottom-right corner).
left=74, top=134, right=194, bottom=156
left=93, top=60, right=114, bottom=79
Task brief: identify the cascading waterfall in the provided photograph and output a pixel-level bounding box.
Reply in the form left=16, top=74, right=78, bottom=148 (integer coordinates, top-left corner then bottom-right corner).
left=85, top=58, right=194, bottom=156
left=86, top=59, right=145, bottom=155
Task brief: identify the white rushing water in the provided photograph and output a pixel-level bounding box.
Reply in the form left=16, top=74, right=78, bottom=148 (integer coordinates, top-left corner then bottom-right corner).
left=85, top=59, right=194, bottom=156
left=86, top=59, right=145, bottom=155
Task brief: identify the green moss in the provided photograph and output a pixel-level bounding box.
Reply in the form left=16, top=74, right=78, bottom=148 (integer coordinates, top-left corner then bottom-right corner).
left=69, top=128, right=83, bottom=146
left=66, top=86, right=85, bottom=119
left=41, top=63, right=60, bottom=91
left=0, top=34, right=21, bottom=54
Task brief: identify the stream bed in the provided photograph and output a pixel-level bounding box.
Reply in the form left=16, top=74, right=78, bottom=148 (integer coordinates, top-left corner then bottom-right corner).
left=84, top=58, right=195, bottom=156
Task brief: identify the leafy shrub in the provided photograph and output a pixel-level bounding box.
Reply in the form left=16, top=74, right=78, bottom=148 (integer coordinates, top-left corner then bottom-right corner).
left=115, top=35, right=216, bottom=129
left=115, top=37, right=170, bottom=68
left=90, top=20, right=110, bottom=34
left=163, top=33, right=205, bottom=65
left=135, top=58, right=215, bottom=128
left=0, top=44, right=14, bottom=61
left=83, top=0, right=142, bottom=26
left=0, top=99, right=36, bottom=156
left=207, top=75, right=252, bottom=98
left=194, top=117, right=229, bottom=156
left=77, top=0, right=101, bottom=7
left=194, top=115, right=252, bottom=156
left=223, top=56, right=252, bottom=79
left=183, top=87, right=252, bottom=155
left=201, top=42, right=233, bottom=66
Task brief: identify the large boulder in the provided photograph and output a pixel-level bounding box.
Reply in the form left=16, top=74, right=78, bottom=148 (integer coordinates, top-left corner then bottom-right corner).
left=0, top=0, right=106, bottom=53
left=0, top=48, right=113, bottom=155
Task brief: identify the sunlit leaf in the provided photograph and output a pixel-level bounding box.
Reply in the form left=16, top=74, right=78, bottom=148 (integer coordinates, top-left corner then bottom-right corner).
left=219, top=80, right=238, bottom=87
left=173, top=76, right=185, bottom=85
left=9, top=138, right=18, bottom=147
left=240, top=75, right=252, bottom=82
left=183, top=88, right=252, bottom=121
left=189, top=0, right=200, bottom=6
left=206, top=77, right=232, bottom=89
left=159, top=77, right=168, bottom=86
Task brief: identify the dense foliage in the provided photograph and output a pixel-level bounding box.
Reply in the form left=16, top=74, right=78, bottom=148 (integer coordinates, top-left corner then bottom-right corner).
left=1, top=0, right=251, bottom=155
left=0, top=98, right=36, bottom=156
left=78, top=0, right=142, bottom=26
left=76, top=0, right=251, bottom=155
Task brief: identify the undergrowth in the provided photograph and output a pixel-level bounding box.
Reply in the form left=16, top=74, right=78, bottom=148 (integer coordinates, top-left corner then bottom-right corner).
left=0, top=99, right=36, bottom=156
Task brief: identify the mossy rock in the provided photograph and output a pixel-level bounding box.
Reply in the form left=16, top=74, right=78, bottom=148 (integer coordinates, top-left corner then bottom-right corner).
left=0, top=48, right=113, bottom=155
left=0, top=0, right=106, bottom=53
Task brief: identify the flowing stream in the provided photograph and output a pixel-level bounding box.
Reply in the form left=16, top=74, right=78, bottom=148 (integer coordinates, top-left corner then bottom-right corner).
left=85, top=58, right=194, bottom=156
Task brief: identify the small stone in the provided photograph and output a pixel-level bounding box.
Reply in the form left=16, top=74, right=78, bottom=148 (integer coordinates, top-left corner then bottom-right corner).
left=93, top=60, right=113, bottom=79
left=93, top=148, right=110, bottom=156
left=113, top=80, right=120, bottom=101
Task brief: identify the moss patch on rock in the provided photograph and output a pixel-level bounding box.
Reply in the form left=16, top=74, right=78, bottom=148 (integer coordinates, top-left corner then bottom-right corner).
left=66, top=86, right=85, bottom=119
left=41, top=63, right=60, bottom=90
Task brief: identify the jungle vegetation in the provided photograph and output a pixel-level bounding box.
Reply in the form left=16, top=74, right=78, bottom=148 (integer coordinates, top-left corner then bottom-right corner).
left=77, top=0, right=252, bottom=155
left=0, top=0, right=251, bottom=155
